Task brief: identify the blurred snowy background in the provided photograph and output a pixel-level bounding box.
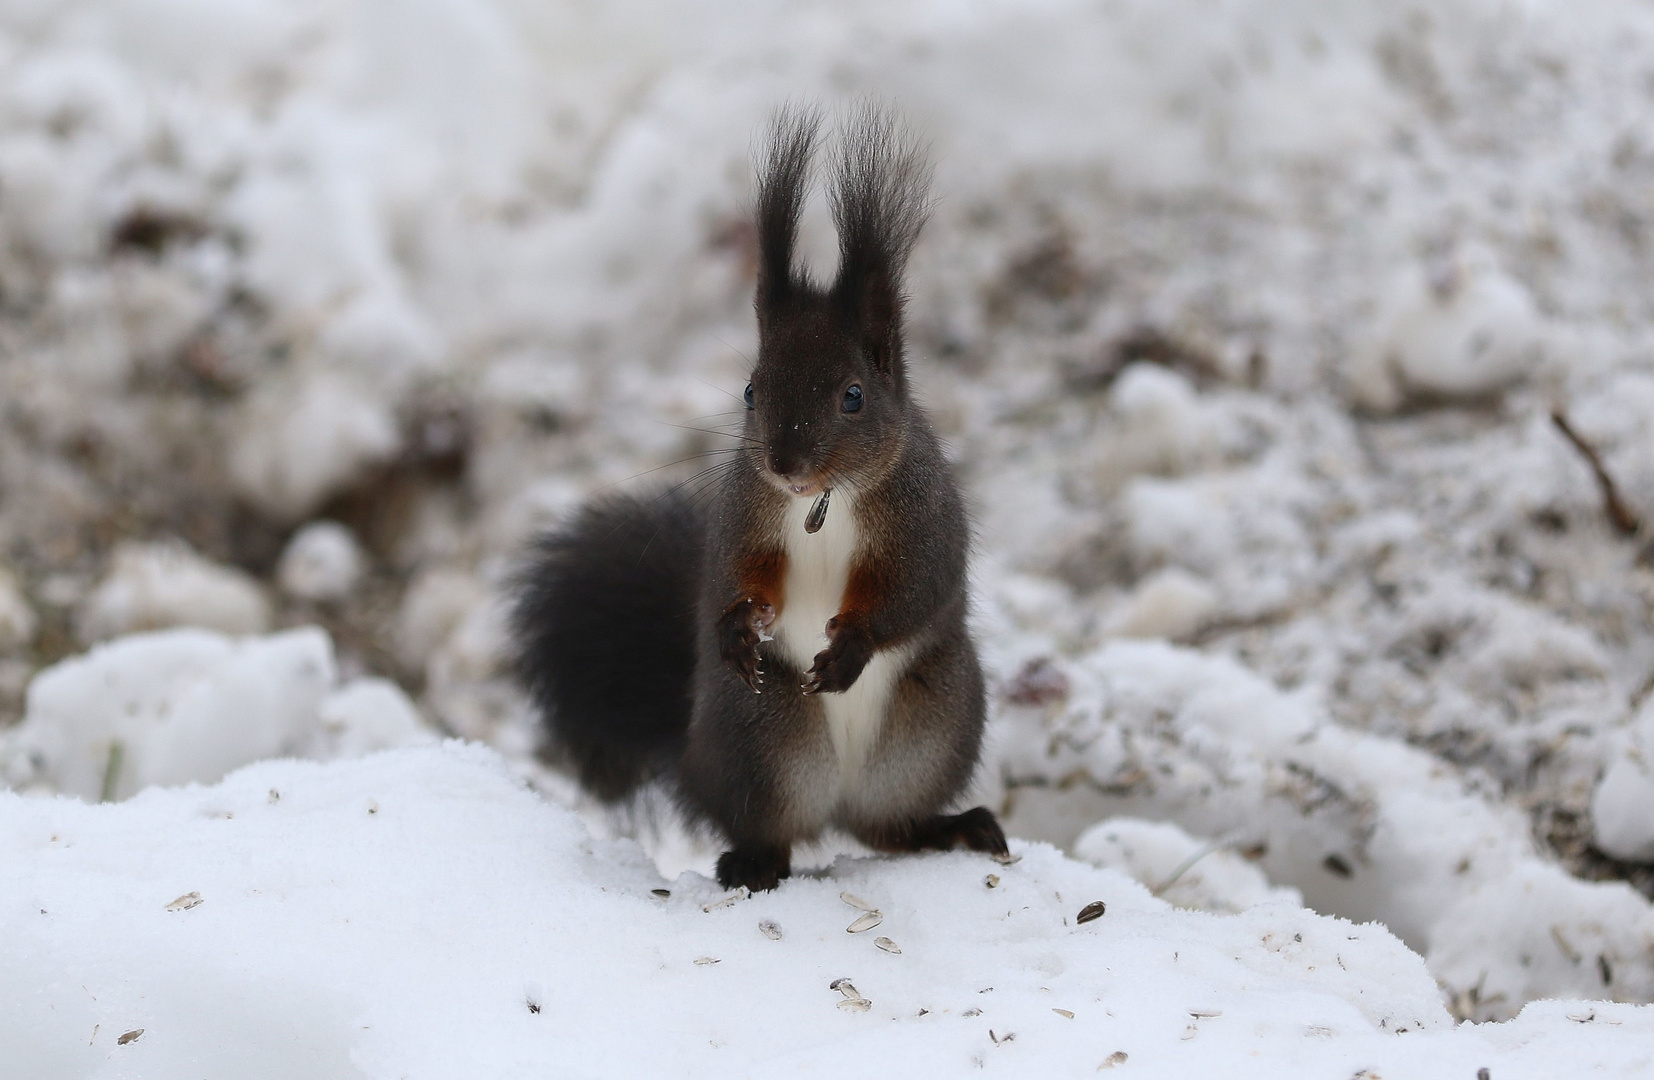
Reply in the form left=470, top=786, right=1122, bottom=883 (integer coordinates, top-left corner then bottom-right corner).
left=9, top=0, right=1654, bottom=1056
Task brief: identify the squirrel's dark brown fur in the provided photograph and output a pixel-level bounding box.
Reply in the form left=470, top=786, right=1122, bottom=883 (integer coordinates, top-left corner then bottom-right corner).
left=512, top=104, right=1007, bottom=892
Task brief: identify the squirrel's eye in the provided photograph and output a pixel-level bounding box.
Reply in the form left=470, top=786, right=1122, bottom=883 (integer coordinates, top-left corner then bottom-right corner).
left=842, top=384, right=863, bottom=413
left=743, top=383, right=755, bottom=410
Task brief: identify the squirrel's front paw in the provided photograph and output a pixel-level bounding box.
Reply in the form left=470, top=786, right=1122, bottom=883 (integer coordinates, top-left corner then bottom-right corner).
left=803, top=615, right=873, bottom=694
left=718, top=597, right=775, bottom=693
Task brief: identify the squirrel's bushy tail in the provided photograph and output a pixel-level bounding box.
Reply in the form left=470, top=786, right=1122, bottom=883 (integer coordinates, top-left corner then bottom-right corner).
left=510, top=490, right=704, bottom=801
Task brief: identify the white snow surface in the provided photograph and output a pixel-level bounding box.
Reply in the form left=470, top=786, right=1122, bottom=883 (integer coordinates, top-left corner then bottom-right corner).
left=5, top=742, right=1654, bottom=1080
left=7, top=0, right=1654, bottom=1070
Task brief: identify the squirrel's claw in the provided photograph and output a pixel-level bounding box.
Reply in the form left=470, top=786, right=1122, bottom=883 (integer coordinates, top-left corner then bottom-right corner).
left=803, top=616, right=873, bottom=695
left=718, top=597, right=771, bottom=693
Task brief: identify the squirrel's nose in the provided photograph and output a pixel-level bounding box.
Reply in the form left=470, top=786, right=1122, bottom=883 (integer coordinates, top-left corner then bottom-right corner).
left=766, top=451, right=802, bottom=479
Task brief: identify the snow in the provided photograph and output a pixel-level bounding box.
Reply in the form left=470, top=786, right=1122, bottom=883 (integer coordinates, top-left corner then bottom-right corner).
left=77, top=541, right=271, bottom=643
left=1073, top=816, right=1303, bottom=914
left=5, top=0, right=1654, bottom=1070
left=0, top=628, right=432, bottom=802
left=276, top=520, right=365, bottom=603
left=4, top=742, right=1653, bottom=1079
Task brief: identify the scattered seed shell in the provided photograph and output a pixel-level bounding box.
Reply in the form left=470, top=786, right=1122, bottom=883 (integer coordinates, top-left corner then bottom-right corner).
left=117, top=1029, right=143, bottom=1045
left=837, top=997, right=872, bottom=1012
left=1100, top=1051, right=1129, bottom=1069
left=962, top=1008, right=982, bottom=1018
left=702, top=886, right=750, bottom=912
left=1189, top=1009, right=1222, bottom=1019
left=1076, top=900, right=1106, bottom=924
left=874, top=936, right=901, bottom=954
left=992, top=852, right=1022, bottom=866
left=984, top=874, right=1000, bottom=888
left=847, top=911, right=884, bottom=934
left=693, top=956, right=720, bottom=966
left=1053, top=1008, right=1074, bottom=1019
left=651, top=888, right=670, bottom=899
left=165, top=892, right=202, bottom=912
left=839, top=891, right=876, bottom=912
left=759, top=920, right=783, bottom=940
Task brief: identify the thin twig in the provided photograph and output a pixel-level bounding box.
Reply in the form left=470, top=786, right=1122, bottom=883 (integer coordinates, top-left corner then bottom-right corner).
left=100, top=740, right=124, bottom=803
left=1552, top=409, right=1640, bottom=536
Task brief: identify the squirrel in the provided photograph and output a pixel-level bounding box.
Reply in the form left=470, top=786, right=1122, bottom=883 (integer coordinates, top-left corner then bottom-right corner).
left=511, top=104, right=1008, bottom=893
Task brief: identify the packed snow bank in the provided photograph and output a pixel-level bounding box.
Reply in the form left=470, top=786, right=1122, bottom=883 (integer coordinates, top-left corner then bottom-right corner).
left=992, top=639, right=1654, bottom=1020
left=0, top=627, right=434, bottom=801
left=3, top=742, right=1650, bottom=1079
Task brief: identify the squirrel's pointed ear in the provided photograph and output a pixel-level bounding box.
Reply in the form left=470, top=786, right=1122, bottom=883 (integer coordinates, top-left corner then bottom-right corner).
left=755, top=106, right=822, bottom=315
left=830, top=104, right=932, bottom=378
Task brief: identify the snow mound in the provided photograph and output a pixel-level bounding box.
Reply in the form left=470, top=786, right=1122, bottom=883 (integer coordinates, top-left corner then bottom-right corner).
left=3, top=742, right=1649, bottom=1079
left=77, top=541, right=271, bottom=643
left=0, top=627, right=432, bottom=801
left=1074, top=816, right=1302, bottom=914
left=995, top=639, right=1654, bottom=1018
left=277, top=521, right=366, bottom=603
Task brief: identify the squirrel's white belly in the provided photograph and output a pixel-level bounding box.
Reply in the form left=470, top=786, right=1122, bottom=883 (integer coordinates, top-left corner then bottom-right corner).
left=774, top=492, right=903, bottom=782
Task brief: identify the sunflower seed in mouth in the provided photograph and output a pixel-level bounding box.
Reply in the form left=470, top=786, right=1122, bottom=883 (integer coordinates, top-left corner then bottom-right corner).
left=874, top=936, right=901, bottom=954
left=847, top=910, right=884, bottom=934
left=805, top=489, right=832, bottom=533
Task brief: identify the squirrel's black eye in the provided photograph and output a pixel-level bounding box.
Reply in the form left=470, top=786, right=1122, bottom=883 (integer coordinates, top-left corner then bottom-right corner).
left=842, top=384, right=863, bottom=413
left=744, top=383, right=755, bottom=410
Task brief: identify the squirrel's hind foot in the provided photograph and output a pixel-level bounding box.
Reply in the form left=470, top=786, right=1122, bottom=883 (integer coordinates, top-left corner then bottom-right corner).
left=857, top=807, right=1010, bottom=858
left=716, top=844, right=792, bottom=892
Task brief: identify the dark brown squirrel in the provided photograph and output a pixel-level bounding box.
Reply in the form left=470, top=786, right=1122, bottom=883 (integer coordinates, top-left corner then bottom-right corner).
left=510, top=104, right=1008, bottom=893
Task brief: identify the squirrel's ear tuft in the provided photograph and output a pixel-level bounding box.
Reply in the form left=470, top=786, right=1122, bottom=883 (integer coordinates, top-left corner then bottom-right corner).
left=755, top=105, right=823, bottom=314
left=830, top=103, right=933, bottom=379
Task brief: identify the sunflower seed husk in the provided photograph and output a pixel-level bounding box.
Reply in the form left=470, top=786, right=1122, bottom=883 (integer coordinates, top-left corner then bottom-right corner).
left=1076, top=900, right=1106, bottom=924
left=759, top=919, right=783, bottom=940
left=874, top=936, right=901, bottom=954
left=117, top=1029, right=143, bottom=1045
left=847, top=910, right=884, bottom=934
left=650, top=889, right=670, bottom=899
left=1053, top=1008, right=1074, bottom=1019
left=992, top=852, right=1021, bottom=866
left=984, top=874, right=1000, bottom=888
left=829, top=978, right=858, bottom=997
left=702, top=886, right=750, bottom=912
left=839, top=891, right=876, bottom=912
left=805, top=489, right=832, bottom=533
left=165, top=892, right=202, bottom=912
left=693, top=956, right=720, bottom=965
left=837, top=996, right=871, bottom=1012
left=1100, top=1051, right=1129, bottom=1069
